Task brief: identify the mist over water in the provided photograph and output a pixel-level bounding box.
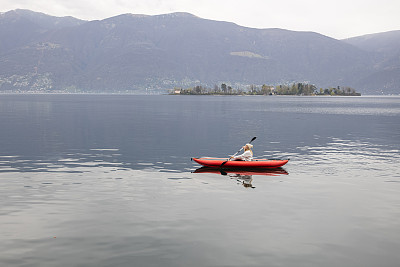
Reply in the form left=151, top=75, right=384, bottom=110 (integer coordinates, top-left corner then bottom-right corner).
left=1, top=95, right=399, bottom=267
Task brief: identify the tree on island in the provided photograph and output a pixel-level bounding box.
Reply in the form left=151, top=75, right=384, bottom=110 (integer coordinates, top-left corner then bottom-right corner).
left=171, top=83, right=360, bottom=96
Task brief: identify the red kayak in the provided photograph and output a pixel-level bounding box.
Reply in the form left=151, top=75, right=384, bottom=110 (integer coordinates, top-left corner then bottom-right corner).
left=192, top=157, right=289, bottom=168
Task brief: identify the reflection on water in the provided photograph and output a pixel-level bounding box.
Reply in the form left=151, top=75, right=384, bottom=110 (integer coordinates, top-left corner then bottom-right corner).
left=193, top=167, right=289, bottom=188
left=193, top=167, right=289, bottom=176
left=232, top=174, right=254, bottom=188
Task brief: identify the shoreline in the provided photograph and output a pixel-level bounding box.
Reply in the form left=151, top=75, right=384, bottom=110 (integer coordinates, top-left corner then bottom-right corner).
left=1, top=92, right=399, bottom=97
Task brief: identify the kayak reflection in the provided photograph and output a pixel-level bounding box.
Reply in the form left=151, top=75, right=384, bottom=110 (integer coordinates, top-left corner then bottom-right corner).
left=232, top=174, right=255, bottom=188
left=193, top=167, right=288, bottom=188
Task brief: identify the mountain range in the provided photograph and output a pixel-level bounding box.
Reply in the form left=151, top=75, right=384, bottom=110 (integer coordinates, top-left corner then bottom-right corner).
left=0, top=9, right=399, bottom=94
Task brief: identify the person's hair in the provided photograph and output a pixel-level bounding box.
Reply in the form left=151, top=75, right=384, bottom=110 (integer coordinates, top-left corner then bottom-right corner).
left=245, top=144, right=253, bottom=150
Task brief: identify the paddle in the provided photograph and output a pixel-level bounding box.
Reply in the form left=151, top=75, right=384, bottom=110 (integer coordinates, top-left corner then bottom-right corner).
left=220, top=137, right=256, bottom=167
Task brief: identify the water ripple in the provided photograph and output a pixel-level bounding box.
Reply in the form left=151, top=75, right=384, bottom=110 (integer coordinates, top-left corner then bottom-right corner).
left=288, top=137, right=400, bottom=178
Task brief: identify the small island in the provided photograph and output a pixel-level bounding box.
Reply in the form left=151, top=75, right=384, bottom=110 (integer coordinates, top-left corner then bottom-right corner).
left=170, top=83, right=361, bottom=96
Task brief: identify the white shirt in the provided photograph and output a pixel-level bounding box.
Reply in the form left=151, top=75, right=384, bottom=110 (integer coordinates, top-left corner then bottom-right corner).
left=232, top=150, right=253, bottom=161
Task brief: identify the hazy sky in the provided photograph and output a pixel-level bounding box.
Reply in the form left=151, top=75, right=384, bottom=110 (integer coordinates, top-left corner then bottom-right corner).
left=1, top=0, right=399, bottom=39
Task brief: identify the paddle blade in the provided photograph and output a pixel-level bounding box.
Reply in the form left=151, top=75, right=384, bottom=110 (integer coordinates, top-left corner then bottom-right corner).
left=250, top=137, right=257, bottom=143
left=220, top=160, right=228, bottom=167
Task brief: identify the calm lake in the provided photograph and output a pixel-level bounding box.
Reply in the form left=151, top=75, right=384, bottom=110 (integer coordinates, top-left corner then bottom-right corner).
left=1, top=94, right=400, bottom=267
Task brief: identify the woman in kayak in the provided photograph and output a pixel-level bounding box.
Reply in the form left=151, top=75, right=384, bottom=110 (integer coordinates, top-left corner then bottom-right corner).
left=230, top=143, right=253, bottom=161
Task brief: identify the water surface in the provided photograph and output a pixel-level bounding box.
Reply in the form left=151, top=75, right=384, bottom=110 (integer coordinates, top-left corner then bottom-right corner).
left=1, top=95, right=399, bottom=267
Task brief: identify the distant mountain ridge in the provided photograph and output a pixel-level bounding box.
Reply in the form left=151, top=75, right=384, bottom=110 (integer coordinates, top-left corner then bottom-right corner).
left=0, top=9, right=399, bottom=94
left=344, top=30, right=400, bottom=56
left=343, top=30, right=400, bottom=94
